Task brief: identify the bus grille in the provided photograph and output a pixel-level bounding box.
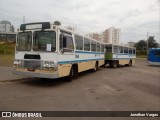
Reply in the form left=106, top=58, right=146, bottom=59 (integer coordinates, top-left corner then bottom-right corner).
left=24, top=60, right=42, bottom=69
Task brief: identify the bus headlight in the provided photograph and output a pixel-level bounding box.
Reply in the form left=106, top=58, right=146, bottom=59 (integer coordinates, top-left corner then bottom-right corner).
left=43, top=61, right=56, bottom=71
left=14, top=59, right=22, bottom=68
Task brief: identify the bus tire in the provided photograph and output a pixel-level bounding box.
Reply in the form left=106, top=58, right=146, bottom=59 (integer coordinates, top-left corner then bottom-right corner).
left=66, top=65, right=78, bottom=82
left=72, top=64, right=78, bottom=79
left=111, top=61, right=118, bottom=68
left=92, top=62, right=98, bottom=72
left=66, top=66, right=74, bottom=82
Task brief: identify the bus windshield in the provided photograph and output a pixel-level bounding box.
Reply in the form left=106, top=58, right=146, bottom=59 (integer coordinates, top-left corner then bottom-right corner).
left=16, top=32, right=32, bottom=51
left=33, top=31, right=56, bottom=52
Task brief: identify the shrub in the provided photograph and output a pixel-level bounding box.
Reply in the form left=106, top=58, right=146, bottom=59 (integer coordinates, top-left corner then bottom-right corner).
left=0, top=43, right=15, bottom=54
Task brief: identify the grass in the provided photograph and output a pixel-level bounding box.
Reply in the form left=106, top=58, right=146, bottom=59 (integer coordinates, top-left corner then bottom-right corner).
left=0, top=54, right=14, bottom=67
left=0, top=42, right=15, bottom=54
left=136, top=55, right=147, bottom=60
left=0, top=42, right=15, bottom=67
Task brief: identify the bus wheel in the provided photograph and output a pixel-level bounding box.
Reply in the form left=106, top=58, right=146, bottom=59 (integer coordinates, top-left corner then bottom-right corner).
left=66, top=67, right=74, bottom=82
left=92, top=62, right=98, bottom=72
left=73, top=64, right=78, bottom=79
left=111, top=61, right=118, bottom=68
left=66, top=65, right=78, bottom=82
left=126, top=60, right=132, bottom=67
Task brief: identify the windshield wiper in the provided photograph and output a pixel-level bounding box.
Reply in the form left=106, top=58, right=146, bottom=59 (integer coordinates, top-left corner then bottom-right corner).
left=34, top=30, right=44, bottom=40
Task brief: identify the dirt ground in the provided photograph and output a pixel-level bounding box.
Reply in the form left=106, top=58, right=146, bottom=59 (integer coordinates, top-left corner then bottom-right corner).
left=0, top=59, right=159, bottom=120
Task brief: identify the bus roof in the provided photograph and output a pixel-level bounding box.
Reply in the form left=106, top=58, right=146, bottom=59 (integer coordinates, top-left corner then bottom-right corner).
left=149, top=48, right=160, bottom=50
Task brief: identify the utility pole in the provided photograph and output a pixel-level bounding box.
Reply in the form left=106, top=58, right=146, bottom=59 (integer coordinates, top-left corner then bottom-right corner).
left=23, top=16, right=25, bottom=24
left=147, top=32, right=149, bottom=54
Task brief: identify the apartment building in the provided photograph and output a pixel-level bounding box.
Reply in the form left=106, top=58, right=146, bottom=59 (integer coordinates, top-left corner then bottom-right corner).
left=87, top=32, right=103, bottom=42
left=103, top=27, right=121, bottom=44
left=87, top=27, right=121, bottom=44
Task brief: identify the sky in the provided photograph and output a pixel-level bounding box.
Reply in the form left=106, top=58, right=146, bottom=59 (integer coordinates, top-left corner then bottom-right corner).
left=0, top=0, right=159, bottom=43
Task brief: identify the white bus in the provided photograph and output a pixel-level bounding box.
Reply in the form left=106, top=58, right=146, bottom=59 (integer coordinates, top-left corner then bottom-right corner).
left=13, top=22, right=105, bottom=81
left=104, top=43, right=136, bottom=68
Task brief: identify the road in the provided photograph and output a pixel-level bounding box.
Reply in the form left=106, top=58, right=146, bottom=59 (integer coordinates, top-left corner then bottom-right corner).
left=0, top=59, right=159, bottom=120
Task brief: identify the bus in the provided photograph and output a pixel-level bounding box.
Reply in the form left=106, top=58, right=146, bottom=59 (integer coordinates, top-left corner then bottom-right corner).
left=104, top=43, right=136, bottom=68
left=13, top=22, right=105, bottom=81
left=148, top=48, right=160, bottom=66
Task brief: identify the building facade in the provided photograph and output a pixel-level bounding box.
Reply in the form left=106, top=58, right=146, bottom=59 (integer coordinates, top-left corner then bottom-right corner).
left=0, top=20, right=14, bottom=32
left=87, top=32, right=103, bottom=42
left=87, top=27, right=121, bottom=44
left=103, top=27, right=121, bottom=44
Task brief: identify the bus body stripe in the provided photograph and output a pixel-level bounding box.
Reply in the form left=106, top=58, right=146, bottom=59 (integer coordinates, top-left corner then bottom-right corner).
left=75, top=51, right=104, bottom=54
left=58, top=58, right=104, bottom=64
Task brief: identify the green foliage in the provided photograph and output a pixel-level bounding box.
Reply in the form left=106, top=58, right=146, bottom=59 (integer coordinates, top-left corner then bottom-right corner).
left=136, top=50, right=147, bottom=55
left=148, top=36, right=159, bottom=48
left=0, top=43, right=15, bottom=54
left=134, top=36, right=159, bottom=50
left=54, top=21, right=61, bottom=26
left=134, top=40, right=147, bottom=50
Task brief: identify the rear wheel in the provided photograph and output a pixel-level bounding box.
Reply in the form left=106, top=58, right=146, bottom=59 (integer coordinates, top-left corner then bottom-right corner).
left=126, top=60, right=132, bottom=67
left=111, top=61, right=118, bottom=68
left=92, top=62, right=98, bottom=72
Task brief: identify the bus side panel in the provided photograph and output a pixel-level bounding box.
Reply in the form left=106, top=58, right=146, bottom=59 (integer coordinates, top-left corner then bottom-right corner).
left=99, top=60, right=104, bottom=66
left=78, top=61, right=96, bottom=72
left=119, top=59, right=130, bottom=65
left=58, top=64, right=72, bottom=77
left=119, top=59, right=135, bottom=65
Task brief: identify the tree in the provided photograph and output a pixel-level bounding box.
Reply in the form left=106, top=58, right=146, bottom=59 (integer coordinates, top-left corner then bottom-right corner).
left=134, top=40, right=147, bottom=50
left=148, top=36, right=159, bottom=48
left=54, top=21, right=61, bottom=26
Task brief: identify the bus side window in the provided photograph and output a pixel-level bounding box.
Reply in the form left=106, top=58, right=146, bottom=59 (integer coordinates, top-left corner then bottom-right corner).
left=60, top=34, right=74, bottom=51
left=113, top=46, right=118, bottom=53
left=154, top=50, right=160, bottom=56
left=101, top=44, right=104, bottom=52
left=124, top=47, right=128, bottom=53
left=129, top=48, right=132, bottom=54
left=119, top=46, right=123, bottom=53
left=133, top=49, right=135, bottom=54
left=63, top=36, right=67, bottom=48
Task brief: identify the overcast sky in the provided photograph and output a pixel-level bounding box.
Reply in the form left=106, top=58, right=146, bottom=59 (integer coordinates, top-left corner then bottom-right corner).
left=0, top=0, right=159, bottom=43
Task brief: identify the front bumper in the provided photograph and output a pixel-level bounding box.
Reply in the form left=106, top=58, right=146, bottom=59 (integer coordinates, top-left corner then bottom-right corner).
left=13, top=69, right=59, bottom=79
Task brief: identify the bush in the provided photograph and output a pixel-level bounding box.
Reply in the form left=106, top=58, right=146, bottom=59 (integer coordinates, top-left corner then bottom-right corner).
left=136, top=50, right=147, bottom=55
left=0, top=43, right=15, bottom=54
